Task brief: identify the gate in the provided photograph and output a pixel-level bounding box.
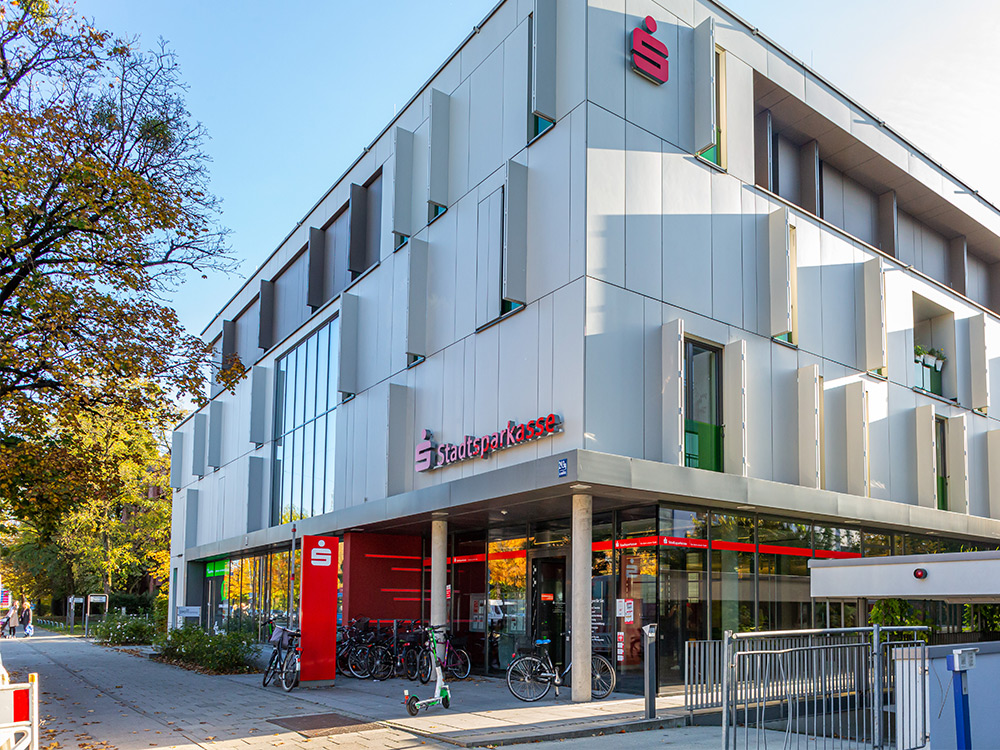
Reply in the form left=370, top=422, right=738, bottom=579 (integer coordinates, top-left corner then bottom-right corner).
left=0, top=673, right=39, bottom=750
left=686, top=626, right=928, bottom=750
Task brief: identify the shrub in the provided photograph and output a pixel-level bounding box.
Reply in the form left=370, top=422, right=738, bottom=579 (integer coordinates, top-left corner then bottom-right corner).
left=153, top=592, right=169, bottom=634
left=109, top=592, right=156, bottom=615
left=92, top=613, right=156, bottom=645
left=154, top=626, right=260, bottom=673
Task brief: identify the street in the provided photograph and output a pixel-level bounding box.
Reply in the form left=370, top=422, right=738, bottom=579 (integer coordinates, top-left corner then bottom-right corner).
left=0, top=631, right=723, bottom=750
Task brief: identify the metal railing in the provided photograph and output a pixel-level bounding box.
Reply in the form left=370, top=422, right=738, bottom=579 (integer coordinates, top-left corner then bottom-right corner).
left=685, top=626, right=929, bottom=750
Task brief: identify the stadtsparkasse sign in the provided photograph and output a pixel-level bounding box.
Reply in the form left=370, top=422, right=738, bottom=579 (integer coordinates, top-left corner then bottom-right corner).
left=415, top=413, right=563, bottom=472
left=630, top=15, right=668, bottom=84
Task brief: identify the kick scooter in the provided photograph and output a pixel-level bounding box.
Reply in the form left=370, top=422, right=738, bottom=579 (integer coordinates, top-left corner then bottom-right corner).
left=403, top=625, right=451, bottom=715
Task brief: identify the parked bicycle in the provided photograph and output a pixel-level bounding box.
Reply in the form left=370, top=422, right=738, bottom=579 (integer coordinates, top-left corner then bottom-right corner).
left=417, top=625, right=471, bottom=683
left=506, top=638, right=616, bottom=701
left=263, top=619, right=301, bottom=692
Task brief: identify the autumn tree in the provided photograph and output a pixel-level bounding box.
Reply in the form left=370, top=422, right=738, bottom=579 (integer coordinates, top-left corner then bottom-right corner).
left=0, top=397, right=171, bottom=600
left=0, top=0, right=241, bottom=430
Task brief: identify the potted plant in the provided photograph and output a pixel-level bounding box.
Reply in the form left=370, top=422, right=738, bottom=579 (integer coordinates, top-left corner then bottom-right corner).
left=914, top=344, right=927, bottom=363
left=931, top=348, right=946, bottom=372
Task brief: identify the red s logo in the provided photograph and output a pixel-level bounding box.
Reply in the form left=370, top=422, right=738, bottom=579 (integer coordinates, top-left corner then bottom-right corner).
left=631, top=16, right=668, bottom=84
left=415, top=429, right=436, bottom=472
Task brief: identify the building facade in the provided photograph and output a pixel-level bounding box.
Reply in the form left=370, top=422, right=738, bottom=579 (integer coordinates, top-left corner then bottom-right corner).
left=169, top=0, right=1000, bottom=694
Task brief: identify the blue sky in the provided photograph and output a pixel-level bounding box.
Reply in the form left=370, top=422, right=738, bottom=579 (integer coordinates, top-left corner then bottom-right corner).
left=77, top=0, right=1000, bottom=335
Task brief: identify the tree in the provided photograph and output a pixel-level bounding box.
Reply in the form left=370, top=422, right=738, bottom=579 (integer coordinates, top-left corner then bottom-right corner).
left=0, top=396, right=171, bottom=601
left=0, top=0, right=240, bottom=429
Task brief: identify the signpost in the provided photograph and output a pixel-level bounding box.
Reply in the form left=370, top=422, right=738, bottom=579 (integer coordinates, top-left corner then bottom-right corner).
left=84, top=593, right=108, bottom=637
left=947, top=647, right=978, bottom=750
left=298, top=535, right=339, bottom=685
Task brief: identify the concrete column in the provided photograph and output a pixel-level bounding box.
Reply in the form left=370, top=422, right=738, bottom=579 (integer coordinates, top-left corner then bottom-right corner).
left=571, top=494, right=593, bottom=702
left=430, top=518, right=448, bottom=661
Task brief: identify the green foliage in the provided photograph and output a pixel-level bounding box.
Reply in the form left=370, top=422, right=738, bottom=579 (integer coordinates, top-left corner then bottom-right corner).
left=109, top=592, right=155, bottom=615
left=869, top=598, right=932, bottom=635
left=153, top=591, right=168, bottom=634
left=93, top=612, right=155, bottom=645
left=154, top=626, right=260, bottom=673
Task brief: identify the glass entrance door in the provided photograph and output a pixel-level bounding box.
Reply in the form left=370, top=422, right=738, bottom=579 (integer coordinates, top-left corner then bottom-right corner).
left=531, top=557, right=567, bottom=669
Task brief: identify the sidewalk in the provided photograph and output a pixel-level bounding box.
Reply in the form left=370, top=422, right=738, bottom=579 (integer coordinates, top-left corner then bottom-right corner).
left=3, top=628, right=700, bottom=749
left=225, top=668, right=688, bottom=746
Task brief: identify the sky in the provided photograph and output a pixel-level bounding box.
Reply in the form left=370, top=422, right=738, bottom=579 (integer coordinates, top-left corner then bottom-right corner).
left=75, top=0, right=1000, bottom=336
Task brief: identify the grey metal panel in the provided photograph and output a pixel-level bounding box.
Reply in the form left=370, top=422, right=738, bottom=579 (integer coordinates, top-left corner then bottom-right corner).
left=693, top=17, right=716, bottom=154
left=845, top=380, right=869, bottom=497
left=221, top=320, right=237, bottom=367
left=970, top=313, right=990, bottom=412
left=191, top=413, right=207, bottom=478
left=338, top=293, right=359, bottom=397
left=306, top=227, right=326, bottom=310
left=769, top=207, right=791, bottom=337
left=257, top=279, right=274, bottom=350
left=947, top=414, right=969, bottom=514
left=503, top=159, right=528, bottom=305
left=798, top=141, right=820, bottom=215
left=405, top=239, right=428, bottom=358
left=949, top=236, right=968, bottom=295
left=531, top=0, right=556, bottom=121
left=207, top=400, right=223, bottom=469
left=723, top=339, right=748, bottom=477
left=427, top=88, right=450, bottom=211
left=386, top=384, right=410, bottom=497
left=249, top=365, right=268, bottom=445
left=753, top=110, right=772, bottom=191
left=348, top=183, right=368, bottom=276
left=169, top=431, right=184, bottom=488
left=915, top=403, right=936, bottom=508
left=862, top=258, right=887, bottom=372
left=185, top=489, right=199, bottom=549
left=392, top=127, right=414, bottom=240
left=878, top=191, right=898, bottom=257
left=989, top=431, right=1000, bottom=519
left=797, top=364, right=820, bottom=489
left=476, top=188, right=503, bottom=327
left=246, top=456, right=265, bottom=533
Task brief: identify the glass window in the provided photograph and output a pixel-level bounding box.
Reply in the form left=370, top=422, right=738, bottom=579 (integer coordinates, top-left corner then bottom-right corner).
left=757, top=517, right=812, bottom=631
left=271, top=317, right=340, bottom=524
left=487, top=527, right=527, bottom=673
left=685, top=340, right=723, bottom=472
left=659, top=507, right=708, bottom=686
left=710, top=513, right=754, bottom=639
left=862, top=531, right=893, bottom=558
left=531, top=115, right=554, bottom=140
left=529, top=518, right=571, bottom=549
left=616, top=509, right=657, bottom=691
left=591, top=514, right=614, bottom=665
left=452, top=533, right=487, bottom=673
left=935, top=416, right=948, bottom=510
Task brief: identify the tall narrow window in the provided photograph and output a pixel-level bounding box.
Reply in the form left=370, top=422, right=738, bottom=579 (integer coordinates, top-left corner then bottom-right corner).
left=935, top=416, right=948, bottom=511
left=685, top=340, right=723, bottom=471
left=698, top=49, right=726, bottom=167
left=774, top=224, right=798, bottom=345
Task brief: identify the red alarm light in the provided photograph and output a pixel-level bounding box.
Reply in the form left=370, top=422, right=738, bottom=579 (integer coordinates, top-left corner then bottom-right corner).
left=913, top=568, right=928, bottom=580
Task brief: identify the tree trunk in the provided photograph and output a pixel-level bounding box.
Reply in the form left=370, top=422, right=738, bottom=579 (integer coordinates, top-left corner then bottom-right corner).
left=102, top=531, right=111, bottom=597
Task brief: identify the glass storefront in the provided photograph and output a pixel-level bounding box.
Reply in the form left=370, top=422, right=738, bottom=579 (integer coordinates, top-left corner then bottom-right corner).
left=193, top=500, right=1000, bottom=691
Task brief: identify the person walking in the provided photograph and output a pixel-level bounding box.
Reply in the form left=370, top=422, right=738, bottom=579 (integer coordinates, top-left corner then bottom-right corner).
left=6, top=602, right=17, bottom=639
left=18, top=603, right=31, bottom=638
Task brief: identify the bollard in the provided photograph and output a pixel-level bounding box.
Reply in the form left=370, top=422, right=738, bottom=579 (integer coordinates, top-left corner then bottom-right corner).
left=641, top=624, right=657, bottom=720
left=947, top=648, right=978, bottom=750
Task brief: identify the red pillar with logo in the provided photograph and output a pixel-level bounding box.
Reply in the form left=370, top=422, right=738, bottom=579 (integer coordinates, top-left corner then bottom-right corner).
left=299, top=535, right=338, bottom=685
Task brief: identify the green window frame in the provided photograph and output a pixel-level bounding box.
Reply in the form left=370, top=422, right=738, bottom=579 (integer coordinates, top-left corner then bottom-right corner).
left=684, top=339, right=723, bottom=472
left=935, top=417, right=948, bottom=511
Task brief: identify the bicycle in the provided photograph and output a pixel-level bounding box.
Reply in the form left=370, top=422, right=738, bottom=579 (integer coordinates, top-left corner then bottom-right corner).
left=417, top=626, right=470, bottom=683
left=505, top=638, right=616, bottom=702
left=263, top=619, right=297, bottom=688
left=278, top=628, right=302, bottom=691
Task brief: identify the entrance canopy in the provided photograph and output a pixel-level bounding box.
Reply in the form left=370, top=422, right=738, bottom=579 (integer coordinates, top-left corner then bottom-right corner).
left=809, top=549, right=1000, bottom=603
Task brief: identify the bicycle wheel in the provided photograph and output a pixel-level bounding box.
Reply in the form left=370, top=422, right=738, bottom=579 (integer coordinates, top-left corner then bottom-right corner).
left=506, top=655, right=551, bottom=702
left=348, top=645, right=372, bottom=679
left=262, top=649, right=281, bottom=687
left=417, top=649, right=433, bottom=684
left=337, top=644, right=352, bottom=675
left=279, top=650, right=300, bottom=692
left=447, top=648, right=471, bottom=679
left=370, top=645, right=394, bottom=681
left=590, top=654, right=616, bottom=699
left=404, top=647, right=419, bottom=680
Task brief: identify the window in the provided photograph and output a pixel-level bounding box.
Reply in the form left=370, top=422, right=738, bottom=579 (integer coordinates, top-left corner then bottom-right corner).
left=531, top=115, right=554, bottom=140
left=527, top=5, right=556, bottom=143
left=272, top=316, right=339, bottom=525
left=698, top=49, right=726, bottom=167
left=912, top=294, right=955, bottom=399
left=428, top=202, right=446, bottom=223
left=935, top=416, right=948, bottom=511
left=684, top=340, right=723, bottom=471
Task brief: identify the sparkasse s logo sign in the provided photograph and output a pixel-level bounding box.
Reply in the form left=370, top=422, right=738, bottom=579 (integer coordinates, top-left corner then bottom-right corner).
left=415, top=414, right=563, bottom=472
left=630, top=16, right=668, bottom=84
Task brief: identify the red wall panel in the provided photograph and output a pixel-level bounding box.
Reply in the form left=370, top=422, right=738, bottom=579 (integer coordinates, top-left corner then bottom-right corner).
left=342, top=532, right=423, bottom=625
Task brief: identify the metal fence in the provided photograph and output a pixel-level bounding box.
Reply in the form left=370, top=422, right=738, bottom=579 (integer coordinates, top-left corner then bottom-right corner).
left=686, top=626, right=928, bottom=750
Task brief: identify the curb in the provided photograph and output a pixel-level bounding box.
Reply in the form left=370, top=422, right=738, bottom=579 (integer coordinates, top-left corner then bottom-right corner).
left=382, top=712, right=688, bottom=747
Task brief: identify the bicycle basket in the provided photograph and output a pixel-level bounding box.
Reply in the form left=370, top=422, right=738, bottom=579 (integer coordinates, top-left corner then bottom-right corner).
left=269, top=626, right=295, bottom=649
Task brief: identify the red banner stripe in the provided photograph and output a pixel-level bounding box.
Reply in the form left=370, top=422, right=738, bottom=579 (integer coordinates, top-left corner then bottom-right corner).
left=758, top=543, right=813, bottom=558
left=660, top=536, right=709, bottom=549
left=365, top=554, right=423, bottom=560
left=380, top=588, right=421, bottom=593
left=711, top=540, right=755, bottom=552
left=815, top=549, right=863, bottom=559
left=390, top=567, right=423, bottom=572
